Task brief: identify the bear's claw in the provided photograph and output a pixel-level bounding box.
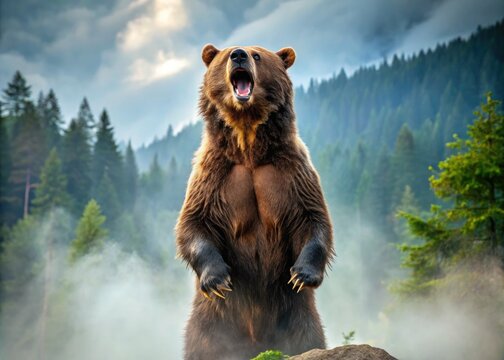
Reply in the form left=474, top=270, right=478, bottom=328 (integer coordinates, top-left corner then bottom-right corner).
left=201, top=290, right=214, bottom=301
left=288, top=264, right=323, bottom=292
left=211, top=289, right=226, bottom=299
left=288, top=272, right=306, bottom=292
left=200, top=275, right=233, bottom=301
left=288, top=273, right=298, bottom=284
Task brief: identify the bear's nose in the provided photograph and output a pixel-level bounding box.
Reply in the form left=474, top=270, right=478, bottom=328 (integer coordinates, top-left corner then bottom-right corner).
left=230, top=48, right=248, bottom=64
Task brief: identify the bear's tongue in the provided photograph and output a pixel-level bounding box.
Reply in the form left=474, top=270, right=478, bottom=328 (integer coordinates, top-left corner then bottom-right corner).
left=236, top=79, right=251, bottom=97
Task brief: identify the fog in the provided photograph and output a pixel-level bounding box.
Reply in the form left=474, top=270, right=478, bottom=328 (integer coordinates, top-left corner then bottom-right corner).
left=0, top=209, right=192, bottom=360
left=1, top=208, right=502, bottom=359
left=319, top=209, right=504, bottom=359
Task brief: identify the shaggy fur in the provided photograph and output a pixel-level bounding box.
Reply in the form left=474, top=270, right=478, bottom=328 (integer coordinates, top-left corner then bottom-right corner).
left=175, top=44, right=334, bottom=360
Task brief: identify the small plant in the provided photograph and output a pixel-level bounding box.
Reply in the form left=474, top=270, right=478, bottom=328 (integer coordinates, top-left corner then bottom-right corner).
left=251, top=350, right=288, bottom=360
left=342, top=330, right=356, bottom=345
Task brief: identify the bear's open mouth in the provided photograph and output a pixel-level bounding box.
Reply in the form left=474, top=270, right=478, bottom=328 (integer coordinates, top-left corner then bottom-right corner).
left=230, top=68, right=254, bottom=101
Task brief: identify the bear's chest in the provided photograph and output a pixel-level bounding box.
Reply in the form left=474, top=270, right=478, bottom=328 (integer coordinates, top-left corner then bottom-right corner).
left=221, top=164, right=292, bottom=234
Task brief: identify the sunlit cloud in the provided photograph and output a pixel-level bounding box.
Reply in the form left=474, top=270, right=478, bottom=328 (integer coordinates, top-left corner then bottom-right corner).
left=128, top=50, right=189, bottom=85
left=2, top=0, right=503, bottom=146
left=118, top=0, right=186, bottom=52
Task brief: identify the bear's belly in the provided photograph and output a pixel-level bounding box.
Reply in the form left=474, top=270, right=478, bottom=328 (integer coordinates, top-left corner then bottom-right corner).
left=222, top=164, right=292, bottom=235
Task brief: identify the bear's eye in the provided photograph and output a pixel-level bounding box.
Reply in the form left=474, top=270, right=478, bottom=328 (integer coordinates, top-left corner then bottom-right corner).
left=253, top=53, right=261, bottom=61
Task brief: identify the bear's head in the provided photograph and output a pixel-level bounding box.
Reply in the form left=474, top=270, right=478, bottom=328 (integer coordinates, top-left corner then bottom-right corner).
left=200, top=44, right=296, bottom=149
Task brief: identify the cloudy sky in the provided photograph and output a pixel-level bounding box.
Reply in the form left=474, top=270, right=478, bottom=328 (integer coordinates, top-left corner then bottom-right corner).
left=1, top=0, right=503, bottom=147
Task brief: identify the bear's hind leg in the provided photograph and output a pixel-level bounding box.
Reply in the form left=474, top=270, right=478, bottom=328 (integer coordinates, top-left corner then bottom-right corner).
left=184, top=310, right=257, bottom=360
left=275, top=299, right=326, bottom=357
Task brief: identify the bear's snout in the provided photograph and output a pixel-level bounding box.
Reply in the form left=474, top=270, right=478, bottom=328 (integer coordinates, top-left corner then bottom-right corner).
left=230, top=48, right=248, bottom=65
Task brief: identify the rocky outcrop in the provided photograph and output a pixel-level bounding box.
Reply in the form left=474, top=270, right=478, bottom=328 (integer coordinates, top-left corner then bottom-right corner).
left=289, top=344, right=397, bottom=360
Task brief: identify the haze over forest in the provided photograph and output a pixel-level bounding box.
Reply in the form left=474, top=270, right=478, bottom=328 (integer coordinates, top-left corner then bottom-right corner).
left=0, top=6, right=504, bottom=360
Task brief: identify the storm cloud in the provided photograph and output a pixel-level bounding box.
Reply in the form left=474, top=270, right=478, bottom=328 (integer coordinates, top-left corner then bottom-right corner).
left=1, top=0, right=503, bottom=146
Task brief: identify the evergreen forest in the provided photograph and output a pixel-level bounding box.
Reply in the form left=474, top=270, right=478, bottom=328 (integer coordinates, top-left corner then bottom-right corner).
left=0, top=19, right=503, bottom=360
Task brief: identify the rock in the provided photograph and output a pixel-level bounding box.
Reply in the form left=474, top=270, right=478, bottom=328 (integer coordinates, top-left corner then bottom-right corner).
left=289, top=344, right=397, bottom=360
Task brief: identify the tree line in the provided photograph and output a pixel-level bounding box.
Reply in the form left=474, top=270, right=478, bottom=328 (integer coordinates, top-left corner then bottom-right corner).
left=292, top=20, right=504, bottom=291
left=0, top=71, right=186, bottom=276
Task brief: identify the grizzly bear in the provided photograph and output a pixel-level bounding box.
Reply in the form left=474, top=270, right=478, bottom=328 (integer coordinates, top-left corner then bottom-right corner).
left=175, top=44, right=334, bottom=360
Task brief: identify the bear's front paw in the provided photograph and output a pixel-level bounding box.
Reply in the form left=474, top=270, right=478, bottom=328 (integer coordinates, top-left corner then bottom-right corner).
left=199, top=265, right=232, bottom=301
left=288, top=264, right=323, bottom=293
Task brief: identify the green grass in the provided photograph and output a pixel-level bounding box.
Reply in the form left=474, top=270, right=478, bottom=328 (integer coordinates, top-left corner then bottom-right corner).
left=251, top=350, right=288, bottom=360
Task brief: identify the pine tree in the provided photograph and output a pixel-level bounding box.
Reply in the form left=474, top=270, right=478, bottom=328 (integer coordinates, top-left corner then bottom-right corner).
left=37, top=89, right=63, bottom=150
left=61, top=119, right=92, bottom=215
left=394, top=185, right=420, bottom=243
left=92, top=109, right=123, bottom=201
left=430, top=94, right=504, bottom=250
left=0, top=216, right=41, bottom=299
left=166, top=124, right=174, bottom=139
left=361, top=147, right=394, bottom=235
left=142, top=153, right=164, bottom=198
left=8, top=102, right=48, bottom=219
left=95, top=169, right=121, bottom=222
left=167, top=156, right=177, bottom=179
left=0, top=114, right=11, bottom=224
left=392, top=124, right=416, bottom=206
left=69, top=199, right=107, bottom=261
left=32, top=149, right=72, bottom=214
left=2, top=71, right=31, bottom=117
left=36, top=91, right=45, bottom=115
left=398, top=94, right=504, bottom=296
left=77, top=97, right=95, bottom=129
left=316, top=143, right=341, bottom=205
left=123, top=141, right=139, bottom=209
left=163, top=155, right=182, bottom=210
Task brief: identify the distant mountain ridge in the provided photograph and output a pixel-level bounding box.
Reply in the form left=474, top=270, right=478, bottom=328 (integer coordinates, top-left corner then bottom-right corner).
left=135, top=121, right=202, bottom=173
left=295, top=19, right=503, bottom=154
left=136, top=20, right=503, bottom=174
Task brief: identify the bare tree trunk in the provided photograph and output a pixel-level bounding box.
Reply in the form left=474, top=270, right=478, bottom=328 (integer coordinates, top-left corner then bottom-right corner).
left=38, top=230, right=53, bottom=360
left=23, top=169, right=31, bottom=218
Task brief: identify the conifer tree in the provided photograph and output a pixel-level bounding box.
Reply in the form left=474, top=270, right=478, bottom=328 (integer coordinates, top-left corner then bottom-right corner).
left=92, top=109, right=123, bottom=200
left=69, top=199, right=107, bottom=261
left=0, top=114, right=11, bottom=224
left=61, top=119, right=92, bottom=215
left=0, top=216, right=41, bottom=299
left=36, top=91, right=45, bottom=114
left=361, top=147, right=393, bottom=235
left=394, top=185, right=420, bottom=243
left=398, top=94, right=504, bottom=295
left=77, top=97, right=95, bottom=129
left=32, top=149, right=71, bottom=214
left=8, top=102, right=48, bottom=219
left=162, top=155, right=182, bottom=209
left=166, top=124, right=174, bottom=139
left=37, top=89, right=63, bottom=150
left=143, top=153, right=164, bottom=198
left=168, top=156, right=177, bottom=177
left=2, top=71, right=31, bottom=117
left=94, top=169, right=121, bottom=222
left=123, top=141, right=139, bottom=209
left=392, top=124, right=416, bottom=206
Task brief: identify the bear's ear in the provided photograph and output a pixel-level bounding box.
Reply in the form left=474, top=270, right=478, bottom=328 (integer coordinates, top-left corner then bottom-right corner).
left=276, top=47, right=296, bottom=69
left=202, top=44, right=220, bottom=67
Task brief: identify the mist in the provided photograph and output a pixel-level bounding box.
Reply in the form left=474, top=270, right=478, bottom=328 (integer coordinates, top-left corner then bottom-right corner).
left=1, top=206, right=503, bottom=359
left=0, top=209, right=192, bottom=360
left=318, top=208, right=504, bottom=359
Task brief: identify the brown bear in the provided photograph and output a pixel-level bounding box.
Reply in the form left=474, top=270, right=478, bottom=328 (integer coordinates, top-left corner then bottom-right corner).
left=175, top=44, right=334, bottom=360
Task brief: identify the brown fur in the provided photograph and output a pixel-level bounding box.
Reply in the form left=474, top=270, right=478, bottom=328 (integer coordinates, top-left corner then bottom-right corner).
left=176, top=44, right=334, bottom=360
